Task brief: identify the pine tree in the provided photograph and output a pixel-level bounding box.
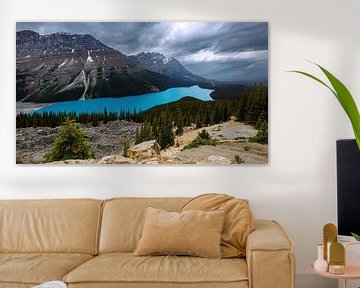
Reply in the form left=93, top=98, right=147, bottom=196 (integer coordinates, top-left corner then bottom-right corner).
left=255, top=117, right=263, bottom=129
left=44, top=118, right=93, bottom=162
left=210, top=109, right=216, bottom=125
left=91, top=114, right=99, bottom=127
left=103, top=108, right=108, bottom=124
left=135, top=127, right=141, bottom=144
left=257, top=121, right=268, bottom=144
left=198, top=129, right=210, bottom=140
left=245, top=83, right=267, bottom=125
left=158, top=112, right=174, bottom=149
left=213, top=103, right=222, bottom=124
left=195, top=113, right=202, bottom=129
left=142, top=121, right=154, bottom=141
left=223, top=104, right=229, bottom=122
left=175, top=106, right=184, bottom=135
left=250, top=121, right=268, bottom=144
left=237, top=86, right=250, bottom=121
left=152, top=115, right=160, bottom=140
left=122, top=137, right=130, bottom=157
left=203, top=105, right=211, bottom=126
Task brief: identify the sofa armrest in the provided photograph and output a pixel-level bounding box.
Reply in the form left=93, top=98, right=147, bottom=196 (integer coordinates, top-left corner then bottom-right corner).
left=246, top=220, right=295, bottom=288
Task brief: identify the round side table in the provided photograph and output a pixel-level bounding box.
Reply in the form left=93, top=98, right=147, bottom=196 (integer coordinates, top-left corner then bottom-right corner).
left=311, top=242, right=360, bottom=288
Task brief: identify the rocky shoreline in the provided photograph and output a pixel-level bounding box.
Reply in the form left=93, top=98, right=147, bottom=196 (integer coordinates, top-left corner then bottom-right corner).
left=16, top=102, right=53, bottom=114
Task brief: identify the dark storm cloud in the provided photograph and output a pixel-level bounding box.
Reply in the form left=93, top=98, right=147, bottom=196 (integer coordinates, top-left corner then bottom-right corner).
left=184, top=59, right=268, bottom=83
left=162, top=22, right=268, bottom=56
left=16, top=22, right=268, bottom=82
left=16, top=22, right=163, bottom=54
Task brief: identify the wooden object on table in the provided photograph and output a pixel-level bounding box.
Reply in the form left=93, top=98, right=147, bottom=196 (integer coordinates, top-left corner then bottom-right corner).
left=312, top=242, right=360, bottom=288
left=329, top=242, right=345, bottom=274
left=324, top=223, right=337, bottom=261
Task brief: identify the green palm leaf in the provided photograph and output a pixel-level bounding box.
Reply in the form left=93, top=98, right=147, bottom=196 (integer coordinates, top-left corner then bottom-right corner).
left=289, top=64, right=360, bottom=150
left=352, top=232, right=360, bottom=241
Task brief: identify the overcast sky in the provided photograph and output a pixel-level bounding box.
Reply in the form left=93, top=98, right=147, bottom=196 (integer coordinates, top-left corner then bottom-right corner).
left=17, top=22, right=268, bottom=83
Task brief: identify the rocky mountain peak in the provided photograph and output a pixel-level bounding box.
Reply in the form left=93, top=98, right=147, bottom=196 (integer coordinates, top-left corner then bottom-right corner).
left=135, top=51, right=168, bottom=64
left=16, top=30, right=207, bottom=103
left=130, top=51, right=207, bottom=83
left=16, top=30, right=114, bottom=58
left=16, top=30, right=140, bottom=102
left=17, top=30, right=40, bottom=38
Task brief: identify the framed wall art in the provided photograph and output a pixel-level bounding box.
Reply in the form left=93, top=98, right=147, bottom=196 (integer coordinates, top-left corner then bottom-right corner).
left=16, top=22, right=268, bottom=164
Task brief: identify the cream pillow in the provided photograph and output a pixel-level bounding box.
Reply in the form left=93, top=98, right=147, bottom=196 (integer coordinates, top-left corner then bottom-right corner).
left=181, top=193, right=255, bottom=258
left=134, top=207, right=225, bottom=258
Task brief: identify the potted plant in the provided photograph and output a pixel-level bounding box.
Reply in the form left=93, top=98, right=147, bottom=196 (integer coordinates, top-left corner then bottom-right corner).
left=352, top=233, right=360, bottom=241
left=290, top=63, right=360, bottom=150
left=291, top=64, right=360, bottom=241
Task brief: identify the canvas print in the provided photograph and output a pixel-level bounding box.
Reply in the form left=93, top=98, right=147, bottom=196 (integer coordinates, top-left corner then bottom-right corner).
left=16, top=22, right=268, bottom=164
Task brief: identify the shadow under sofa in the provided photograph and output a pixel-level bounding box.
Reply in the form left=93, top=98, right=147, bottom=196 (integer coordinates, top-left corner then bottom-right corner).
left=0, top=198, right=295, bottom=288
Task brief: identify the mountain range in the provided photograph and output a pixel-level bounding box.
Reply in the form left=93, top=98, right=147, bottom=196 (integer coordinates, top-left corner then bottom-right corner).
left=16, top=30, right=210, bottom=103
left=129, top=52, right=208, bottom=83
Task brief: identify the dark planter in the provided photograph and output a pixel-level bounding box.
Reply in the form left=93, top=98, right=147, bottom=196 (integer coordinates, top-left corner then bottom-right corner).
left=337, top=139, right=360, bottom=237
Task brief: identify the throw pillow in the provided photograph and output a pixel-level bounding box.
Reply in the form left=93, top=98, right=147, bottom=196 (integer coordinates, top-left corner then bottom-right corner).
left=181, top=193, right=254, bottom=258
left=134, top=207, right=225, bottom=258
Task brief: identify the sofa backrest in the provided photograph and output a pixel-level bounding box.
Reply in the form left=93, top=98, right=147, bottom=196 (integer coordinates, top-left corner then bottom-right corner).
left=99, top=197, right=190, bottom=253
left=0, top=199, right=102, bottom=255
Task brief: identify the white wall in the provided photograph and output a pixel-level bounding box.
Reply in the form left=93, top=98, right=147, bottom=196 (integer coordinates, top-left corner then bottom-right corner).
left=1, top=0, right=359, bottom=287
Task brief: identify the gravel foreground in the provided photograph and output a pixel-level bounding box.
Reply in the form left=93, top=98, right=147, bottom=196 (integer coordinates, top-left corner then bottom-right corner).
left=16, top=120, right=140, bottom=164
left=16, top=120, right=267, bottom=164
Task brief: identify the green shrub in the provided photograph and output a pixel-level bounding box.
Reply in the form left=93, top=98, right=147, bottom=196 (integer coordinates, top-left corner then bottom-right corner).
left=198, top=129, right=211, bottom=140
left=183, top=129, right=216, bottom=150
left=44, top=118, right=93, bottom=162
left=122, top=138, right=130, bottom=157
left=249, top=121, right=268, bottom=144
left=232, top=155, right=244, bottom=164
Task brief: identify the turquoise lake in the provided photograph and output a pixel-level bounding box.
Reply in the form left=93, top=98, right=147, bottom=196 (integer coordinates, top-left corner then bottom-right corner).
left=38, top=85, right=214, bottom=115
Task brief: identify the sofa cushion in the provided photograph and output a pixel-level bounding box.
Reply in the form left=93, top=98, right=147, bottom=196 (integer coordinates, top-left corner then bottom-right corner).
left=0, top=199, right=103, bottom=254
left=181, top=194, right=254, bottom=258
left=134, top=207, right=225, bottom=258
left=63, top=253, right=248, bottom=285
left=99, top=198, right=190, bottom=253
left=68, top=282, right=249, bottom=288
left=0, top=253, right=93, bottom=285
left=0, top=284, right=33, bottom=288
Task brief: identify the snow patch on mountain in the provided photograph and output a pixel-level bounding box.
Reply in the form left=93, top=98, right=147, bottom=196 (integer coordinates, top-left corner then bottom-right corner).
left=87, top=51, right=94, bottom=63
left=79, top=72, right=90, bottom=101
left=58, top=59, right=68, bottom=68
left=163, top=57, right=172, bottom=64
left=58, top=70, right=86, bottom=93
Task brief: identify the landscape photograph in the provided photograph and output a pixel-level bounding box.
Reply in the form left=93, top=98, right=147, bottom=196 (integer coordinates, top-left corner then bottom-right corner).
left=16, top=22, right=269, bottom=164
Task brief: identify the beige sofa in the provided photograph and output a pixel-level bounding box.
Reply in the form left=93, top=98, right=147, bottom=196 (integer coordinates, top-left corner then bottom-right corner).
left=0, top=198, right=295, bottom=288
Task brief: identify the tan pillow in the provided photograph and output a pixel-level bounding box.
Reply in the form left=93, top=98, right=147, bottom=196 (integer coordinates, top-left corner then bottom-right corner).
left=134, top=207, right=225, bottom=258
left=181, top=194, right=254, bottom=258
